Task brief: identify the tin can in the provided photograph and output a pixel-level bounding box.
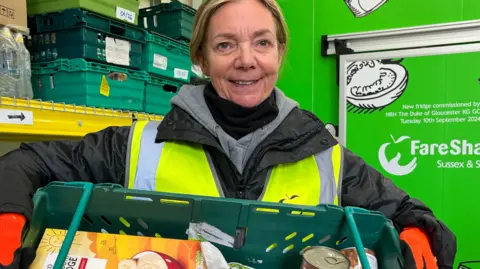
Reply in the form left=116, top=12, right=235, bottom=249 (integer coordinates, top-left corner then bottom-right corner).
left=340, top=247, right=378, bottom=269
left=301, top=246, right=350, bottom=269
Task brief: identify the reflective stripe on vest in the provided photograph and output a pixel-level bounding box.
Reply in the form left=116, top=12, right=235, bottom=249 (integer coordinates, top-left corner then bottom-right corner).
left=126, top=121, right=223, bottom=197
left=125, top=121, right=343, bottom=206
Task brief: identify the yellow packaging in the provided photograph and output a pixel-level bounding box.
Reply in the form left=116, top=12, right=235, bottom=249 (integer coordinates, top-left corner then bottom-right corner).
left=30, top=229, right=206, bottom=269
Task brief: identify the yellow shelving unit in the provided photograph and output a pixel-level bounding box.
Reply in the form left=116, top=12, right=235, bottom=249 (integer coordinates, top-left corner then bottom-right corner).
left=0, top=97, right=164, bottom=142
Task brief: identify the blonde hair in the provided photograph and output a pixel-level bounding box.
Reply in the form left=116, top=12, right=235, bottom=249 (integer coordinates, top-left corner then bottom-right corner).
left=189, top=0, right=289, bottom=65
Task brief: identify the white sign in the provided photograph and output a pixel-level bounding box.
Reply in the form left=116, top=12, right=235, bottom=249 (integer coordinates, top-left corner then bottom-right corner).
left=105, top=37, right=131, bottom=66
left=153, top=54, right=168, bottom=70
left=0, top=109, right=33, bottom=125
left=116, top=6, right=136, bottom=24
left=174, top=68, right=189, bottom=80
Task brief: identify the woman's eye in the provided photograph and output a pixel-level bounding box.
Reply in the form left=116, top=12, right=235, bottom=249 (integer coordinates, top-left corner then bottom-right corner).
left=217, top=42, right=231, bottom=50
left=258, top=40, right=271, bottom=47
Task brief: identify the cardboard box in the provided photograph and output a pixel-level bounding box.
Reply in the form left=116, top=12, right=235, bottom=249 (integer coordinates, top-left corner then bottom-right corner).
left=0, top=0, right=27, bottom=30
left=30, top=229, right=206, bottom=269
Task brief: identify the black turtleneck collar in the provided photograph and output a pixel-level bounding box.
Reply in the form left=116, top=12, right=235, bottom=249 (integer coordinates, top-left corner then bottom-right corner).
left=204, top=83, right=279, bottom=140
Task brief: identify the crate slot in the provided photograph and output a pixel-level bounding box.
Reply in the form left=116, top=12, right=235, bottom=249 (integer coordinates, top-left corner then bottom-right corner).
left=101, top=216, right=112, bottom=226
left=265, top=243, right=278, bottom=253
left=289, top=210, right=315, bottom=217
left=159, top=198, right=190, bottom=205
left=126, top=195, right=154, bottom=202
left=282, top=244, right=294, bottom=254
left=163, top=84, right=178, bottom=93
left=100, top=228, right=109, bottom=234
left=119, top=217, right=131, bottom=228
left=302, top=233, right=314, bottom=243
left=137, top=218, right=149, bottom=230
left=110, top=25, right=126, bottom=37
left=336, top=236, right=348, bottom=246
left=318, top=234, right=330, bottom=244
left=82, top=215, right=93, bottom=225
left=285, top=232, right=297, bottom=241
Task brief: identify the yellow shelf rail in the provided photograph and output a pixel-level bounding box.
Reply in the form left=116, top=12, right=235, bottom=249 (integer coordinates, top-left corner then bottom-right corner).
left=0, top=97, right=164, bottom=142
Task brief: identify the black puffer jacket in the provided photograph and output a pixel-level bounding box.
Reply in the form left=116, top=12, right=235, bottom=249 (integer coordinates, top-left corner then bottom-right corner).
left=0, top=102, right=456, bottom=268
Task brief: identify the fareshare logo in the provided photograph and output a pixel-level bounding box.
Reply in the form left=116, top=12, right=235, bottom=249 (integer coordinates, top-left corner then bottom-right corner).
left=378, top=135, right=418, bottom=176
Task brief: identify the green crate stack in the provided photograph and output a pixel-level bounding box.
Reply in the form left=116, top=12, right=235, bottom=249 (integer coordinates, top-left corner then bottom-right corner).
left=27, top=0, right=140, bottom=25
left=138, top=0, right=206, bottom=96
left=31, top=58, right=147, bottom=111
left=26, top=8, right=145, bottom=69
left=139, top=0, right=195, bottom=42
left=141, top=32, right=208, bottom=115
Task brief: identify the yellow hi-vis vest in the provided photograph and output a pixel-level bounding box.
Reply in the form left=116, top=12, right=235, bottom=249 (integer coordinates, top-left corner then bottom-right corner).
left=125, top=121, right=344, bottom=206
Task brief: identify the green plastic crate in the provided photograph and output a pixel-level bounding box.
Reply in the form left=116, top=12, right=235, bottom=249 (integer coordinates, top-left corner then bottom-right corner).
left=27, top=0, right=140, bottom=25
left=145, top=74, right=184, bottom=115
left=139, top=0, right=195, bottom=41
left=24, top=182, right=404, bottom=269
left=26, top=9, right=146, bottom=69
left=31, top=59, right=147, bottom=111
left=142, top=32, right=191, bottom=82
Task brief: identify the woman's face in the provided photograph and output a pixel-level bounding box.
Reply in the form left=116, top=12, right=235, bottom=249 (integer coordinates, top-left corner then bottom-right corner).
left=200, top=0, right=285, bottom=108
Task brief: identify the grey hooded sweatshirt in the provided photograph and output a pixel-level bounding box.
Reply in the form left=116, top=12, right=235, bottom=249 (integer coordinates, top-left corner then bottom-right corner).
left=170, top=84, right=298, bottom=174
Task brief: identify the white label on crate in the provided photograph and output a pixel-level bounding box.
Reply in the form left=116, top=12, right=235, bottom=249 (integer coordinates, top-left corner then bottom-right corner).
left=0, top=109, right=33, bottom=125
left=191, top=64, right=203, bottom=77
left=116, top=6, right=136, bottom=23
left=174, top=68, right=189, bottom=80
left=105, top=37, right=131, bottom=66
left=153, top=54, right=168, bottom=70
left=43, top=253, right=107, bottom=269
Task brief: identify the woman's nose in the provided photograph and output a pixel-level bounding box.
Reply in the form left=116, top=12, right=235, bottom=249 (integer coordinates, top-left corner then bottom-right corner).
left=234, top=44, right=256, bottom=70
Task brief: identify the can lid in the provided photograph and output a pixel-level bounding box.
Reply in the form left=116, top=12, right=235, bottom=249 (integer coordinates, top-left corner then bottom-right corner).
left=302, top=246, right=350, bottom=268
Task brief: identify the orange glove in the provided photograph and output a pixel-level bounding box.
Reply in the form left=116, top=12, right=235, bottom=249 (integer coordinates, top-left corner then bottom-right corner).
left=400, top=227, right=438, bottom=269
left=0, top=213, right=26, bottom=266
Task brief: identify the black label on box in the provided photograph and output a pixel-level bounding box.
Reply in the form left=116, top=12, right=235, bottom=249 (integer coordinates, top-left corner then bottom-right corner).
left=0, top=5, right=14, bottom=19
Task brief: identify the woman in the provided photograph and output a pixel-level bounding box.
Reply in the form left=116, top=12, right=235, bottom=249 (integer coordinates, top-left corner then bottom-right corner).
left=0, top=0, right=455, bottom=268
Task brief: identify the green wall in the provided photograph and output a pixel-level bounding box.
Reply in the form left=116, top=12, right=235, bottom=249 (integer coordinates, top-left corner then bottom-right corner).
left=276, top=0, right=480, bottom=266
left=277, top=0, right=480, bottom=126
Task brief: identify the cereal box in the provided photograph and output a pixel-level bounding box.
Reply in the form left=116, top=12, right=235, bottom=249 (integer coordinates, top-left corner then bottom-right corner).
left=30, top=229, right=206, bottom=269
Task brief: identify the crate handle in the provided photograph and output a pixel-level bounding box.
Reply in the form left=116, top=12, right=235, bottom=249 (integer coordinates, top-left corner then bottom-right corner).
left=52, top=182, right=94, bottom=269
left=344, top=206, right=371, bottom=269
left=110, top=23, right=126, bottom=37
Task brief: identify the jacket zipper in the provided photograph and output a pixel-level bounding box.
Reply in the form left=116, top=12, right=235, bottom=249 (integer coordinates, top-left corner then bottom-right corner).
left=240, top=124, right=323, bottom=196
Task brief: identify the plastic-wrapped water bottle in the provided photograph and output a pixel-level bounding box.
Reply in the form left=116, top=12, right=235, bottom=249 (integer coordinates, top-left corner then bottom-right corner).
left=14, top=32, right=33, bottom=99
left=0, top=27, right=21, bottom=97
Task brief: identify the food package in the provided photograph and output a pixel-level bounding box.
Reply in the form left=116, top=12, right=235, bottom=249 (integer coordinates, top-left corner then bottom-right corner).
left=30, top=229, right=206, bottom=269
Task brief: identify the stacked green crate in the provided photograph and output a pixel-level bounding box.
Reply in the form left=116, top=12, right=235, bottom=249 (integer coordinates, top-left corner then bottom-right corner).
left=31, top=59, right=147, bottom=111
left=142, top=32, right=191, bottom=83
left=144, top=75, right=183, bottom=115
left=27, top=9, right=145, bottom=69
left=27, top=0, right=139, bottom=25
left=141, top=31, right=191, bottom=115
left=139, top=0, right=195, bottom=42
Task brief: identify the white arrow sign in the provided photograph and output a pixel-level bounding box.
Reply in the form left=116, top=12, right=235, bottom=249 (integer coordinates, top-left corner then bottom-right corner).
left=0, top=109, right=33, bottom=125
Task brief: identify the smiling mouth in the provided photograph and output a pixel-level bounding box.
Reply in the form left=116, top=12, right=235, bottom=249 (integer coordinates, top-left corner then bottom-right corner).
left=229, top=79, right=261, bottom=86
